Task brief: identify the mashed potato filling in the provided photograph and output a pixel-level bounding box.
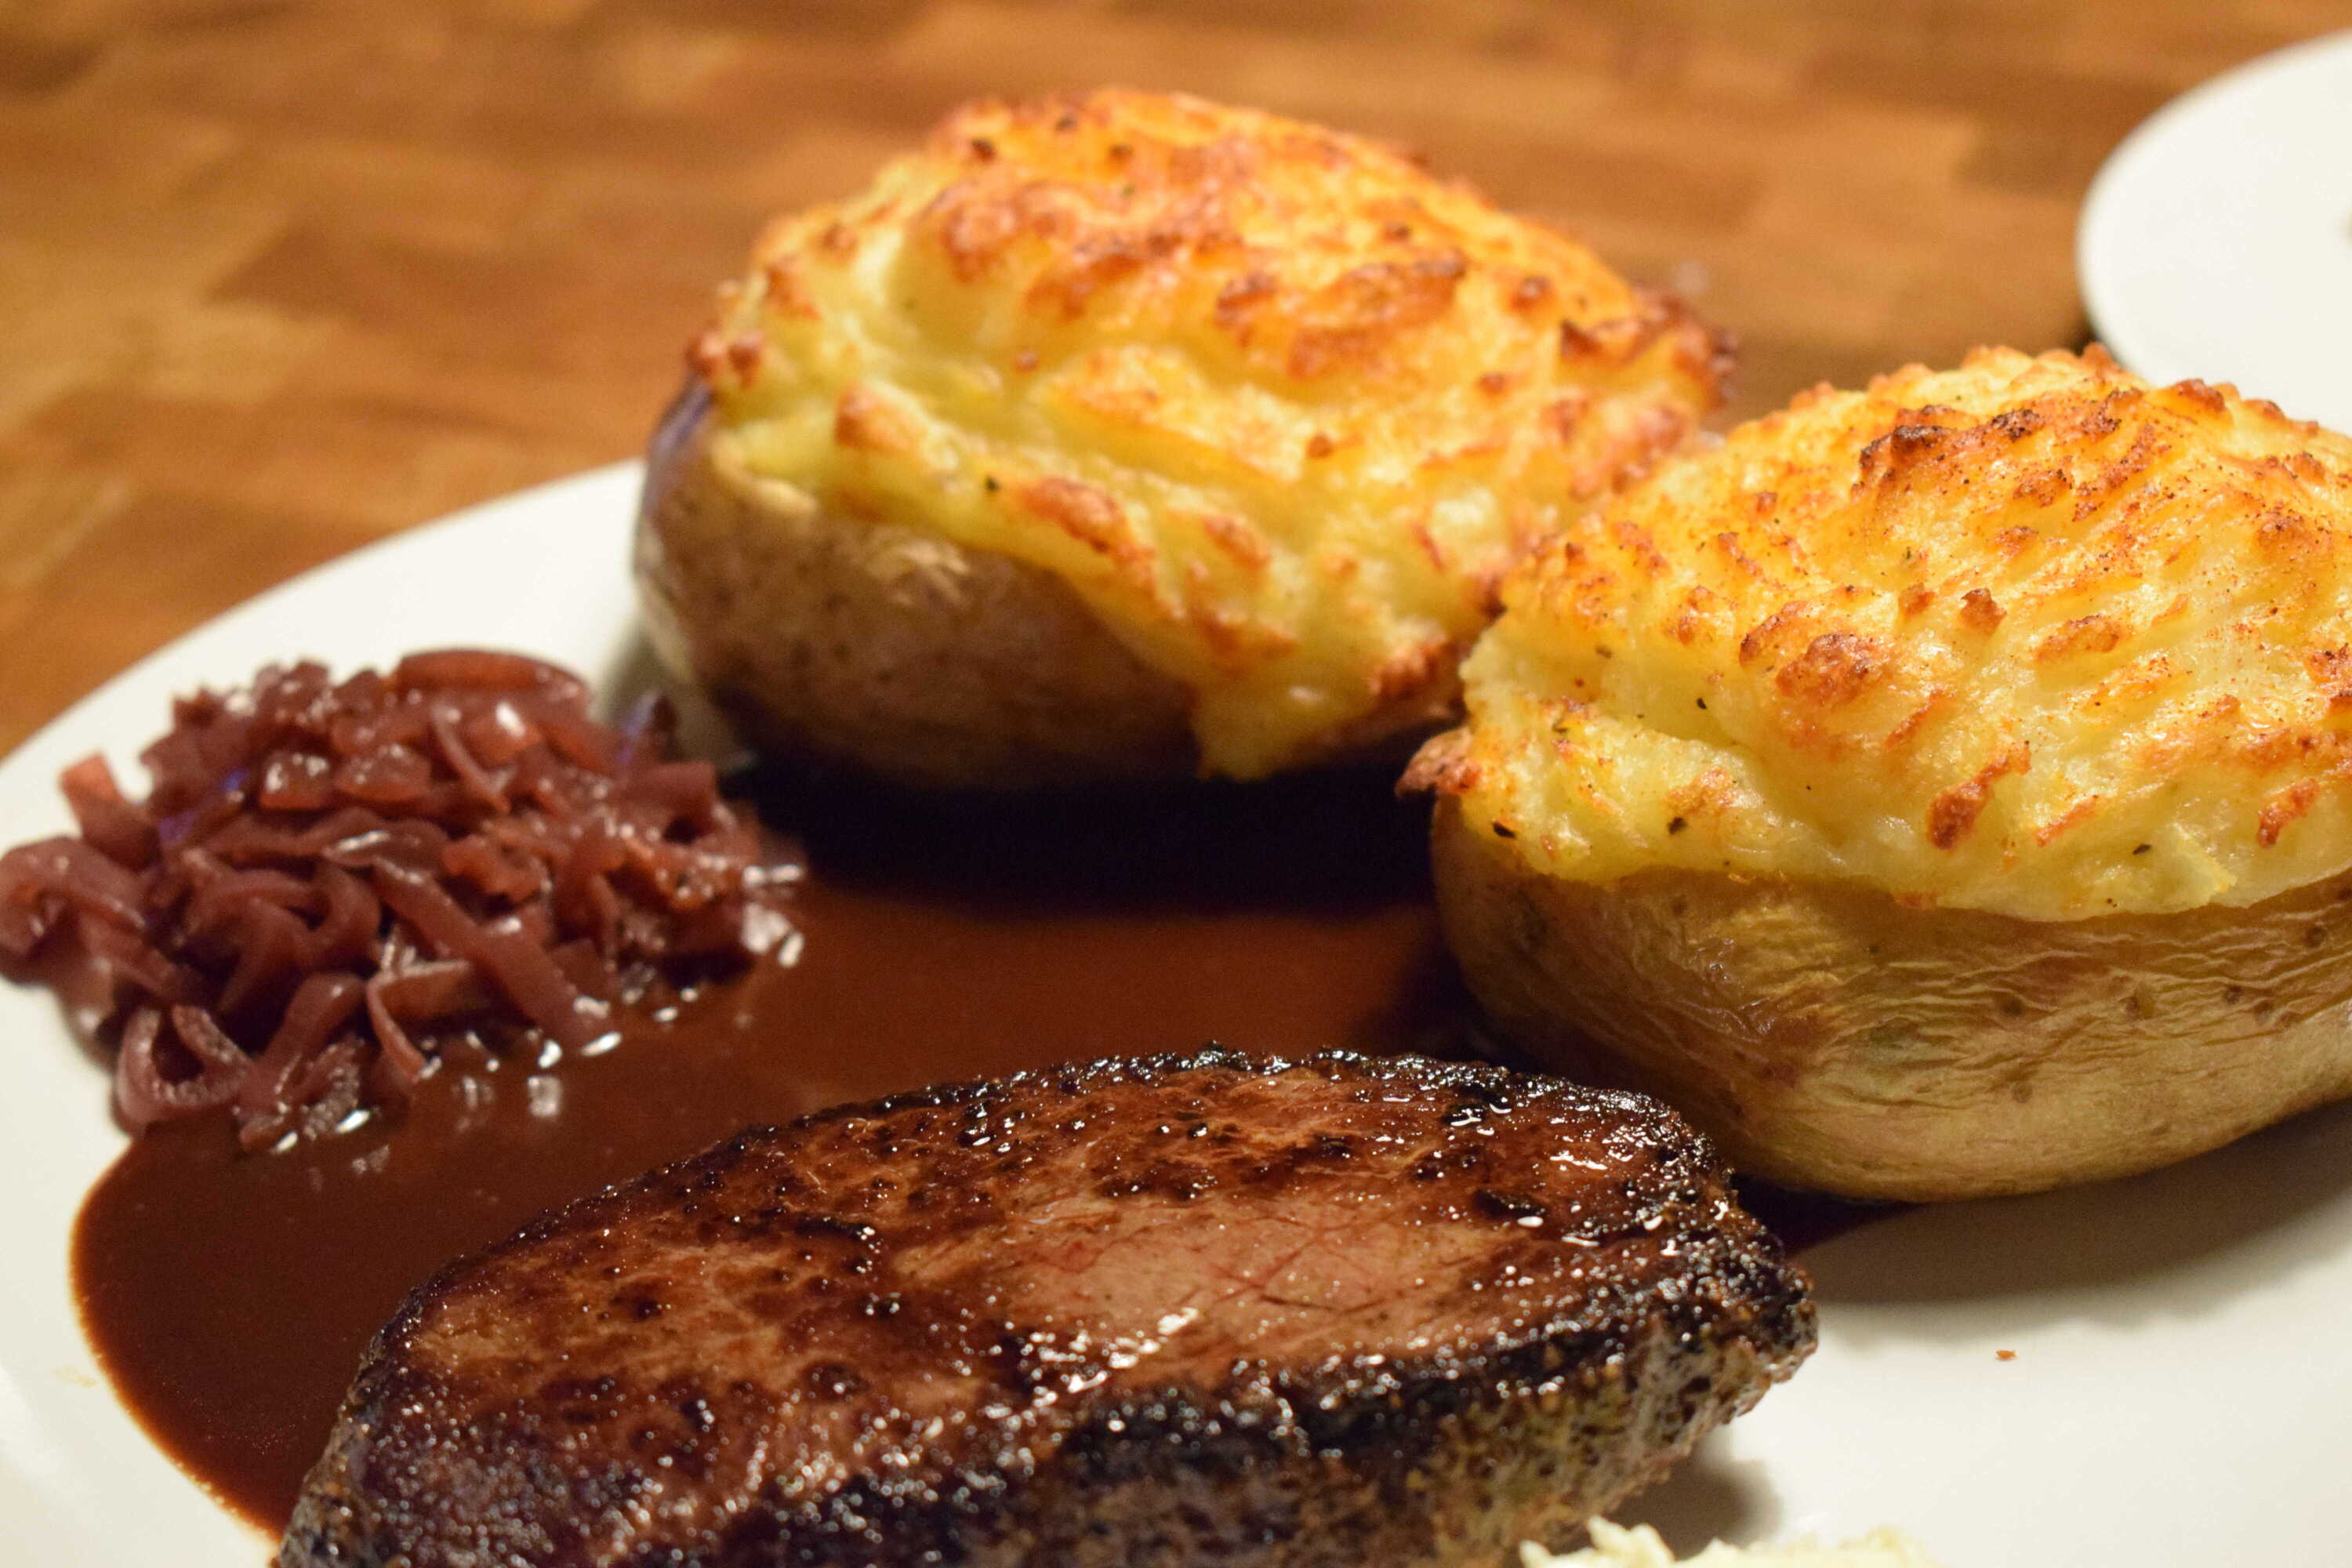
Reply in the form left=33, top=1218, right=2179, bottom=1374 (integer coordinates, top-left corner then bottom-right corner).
left=692, top=90, right=1722, bottom=778
left=1425, top=347, right=2352, bottom=918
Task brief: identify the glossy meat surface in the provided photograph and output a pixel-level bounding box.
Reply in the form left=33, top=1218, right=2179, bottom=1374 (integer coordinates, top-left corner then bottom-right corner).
left=281, top=1050, right=1814, bottom=1566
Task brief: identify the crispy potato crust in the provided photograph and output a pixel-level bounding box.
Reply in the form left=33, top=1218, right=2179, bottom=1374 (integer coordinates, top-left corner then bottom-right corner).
left=1424, top=347, right=2352, bottom=919
left=1432, top=805, right=2352, bottom=1200
left=682, top=89, right=1725, bottom=780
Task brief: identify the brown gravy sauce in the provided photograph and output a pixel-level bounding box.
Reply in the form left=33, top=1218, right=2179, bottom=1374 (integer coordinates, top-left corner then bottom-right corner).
left=69, top=768, right=1887, bottom=1534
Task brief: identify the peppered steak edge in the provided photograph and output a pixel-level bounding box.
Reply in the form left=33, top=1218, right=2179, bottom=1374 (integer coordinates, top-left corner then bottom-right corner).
left=281, top=1048, right=1816, bottom=1567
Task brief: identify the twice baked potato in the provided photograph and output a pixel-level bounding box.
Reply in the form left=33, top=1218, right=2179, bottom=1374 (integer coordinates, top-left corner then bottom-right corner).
left=1413, top=347, right=2352, bottom=1200
left=636, top=89, right=1727, bottom=789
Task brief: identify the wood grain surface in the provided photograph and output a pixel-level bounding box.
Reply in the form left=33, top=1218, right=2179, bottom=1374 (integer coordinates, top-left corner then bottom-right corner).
left=2, top=0, right=2344, bottom=754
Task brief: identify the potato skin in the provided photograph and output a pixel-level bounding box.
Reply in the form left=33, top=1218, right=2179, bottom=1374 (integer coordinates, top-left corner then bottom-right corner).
left=637, top=384, right=1195, bottom=790
left=1432, top=802, right=2352, bottom=1200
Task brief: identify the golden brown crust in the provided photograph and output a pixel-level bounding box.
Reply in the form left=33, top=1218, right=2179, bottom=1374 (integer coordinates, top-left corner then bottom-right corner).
left=635, top=385, right=1196, bottom=790
left=1432, top=801, right=2352, bottom=1200
left=1433, top=346, right=2352, bottom=918
left=678, top=89, right=1726, bottom=780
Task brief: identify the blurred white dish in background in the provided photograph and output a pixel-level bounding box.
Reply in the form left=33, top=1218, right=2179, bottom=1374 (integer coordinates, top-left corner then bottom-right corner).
left=2078, top=29, right=2352, bottom=430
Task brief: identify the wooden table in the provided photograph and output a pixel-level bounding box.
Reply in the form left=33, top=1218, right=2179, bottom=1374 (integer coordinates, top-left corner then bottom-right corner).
left=2, top=0, right=2343, bottom=754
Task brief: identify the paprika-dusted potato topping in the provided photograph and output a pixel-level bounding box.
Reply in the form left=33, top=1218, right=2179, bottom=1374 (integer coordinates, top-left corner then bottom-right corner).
left=1425, top=346, right=2352, bottom=920
left=652, top=89, right=1726, bottom=783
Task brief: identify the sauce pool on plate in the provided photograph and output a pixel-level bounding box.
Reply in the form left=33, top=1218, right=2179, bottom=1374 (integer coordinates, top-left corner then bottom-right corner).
left=71, top=767, right=1473, bottom=1528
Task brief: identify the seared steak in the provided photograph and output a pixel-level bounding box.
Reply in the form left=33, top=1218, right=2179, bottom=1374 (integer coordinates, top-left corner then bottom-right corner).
left=280, top=1050, right=1814, bottom=1566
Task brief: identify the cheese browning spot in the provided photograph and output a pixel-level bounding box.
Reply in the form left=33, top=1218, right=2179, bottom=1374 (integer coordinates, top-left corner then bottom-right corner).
left=1775, top=633, right=1889, bottom=709
left=1926, top=744, right=2031, bottom=851
left=2033, top=614, right=2127, bottom=663
left=832, top=386, right=920, bottom=455
left=1018, top=477, right=1150, bottom=572
left=2259, top=780, right=2322, bottom=848
left=1957, top=588, right=2005, bottom=633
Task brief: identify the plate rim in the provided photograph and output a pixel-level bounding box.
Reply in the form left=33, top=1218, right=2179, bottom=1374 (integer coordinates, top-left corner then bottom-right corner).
left=2077, top=27, right=2352, bottom=402
left=0, top=460, right=645, bottom=1563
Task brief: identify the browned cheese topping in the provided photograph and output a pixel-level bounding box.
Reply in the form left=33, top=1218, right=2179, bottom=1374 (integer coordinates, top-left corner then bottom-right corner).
left=1421, top=347, right=2352, bottom=917
left=695, top=89, right=1726, bottom=777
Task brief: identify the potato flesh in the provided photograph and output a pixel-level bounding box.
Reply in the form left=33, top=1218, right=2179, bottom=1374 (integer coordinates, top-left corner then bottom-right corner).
left=690, top=90, right=1723, bottom=779
left=1433, top=803, right=2352, bottom=1200
left=1438, top=347, right=2352, bottom=920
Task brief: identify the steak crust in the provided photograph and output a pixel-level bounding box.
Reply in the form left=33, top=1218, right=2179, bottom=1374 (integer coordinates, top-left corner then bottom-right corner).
left=279, top=1050, right=1814, bottom=1566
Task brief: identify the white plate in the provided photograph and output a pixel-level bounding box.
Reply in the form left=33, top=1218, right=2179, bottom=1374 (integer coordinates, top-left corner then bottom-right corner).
left=0, top=463, right=648, bottom=1564
left=2078, top=29, right=2352, bottom=429
left=5, top=465, right=2352, bottom=1566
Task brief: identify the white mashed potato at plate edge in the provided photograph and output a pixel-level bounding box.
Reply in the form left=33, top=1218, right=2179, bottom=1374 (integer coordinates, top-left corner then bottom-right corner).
left=1523, top=1519, right=1949, bottom=1567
